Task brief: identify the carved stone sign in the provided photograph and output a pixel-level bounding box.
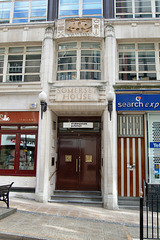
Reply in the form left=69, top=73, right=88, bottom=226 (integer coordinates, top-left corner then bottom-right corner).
left=66, top=19, right=92, bottom=34
left=55, top=87, right=99, bottom=102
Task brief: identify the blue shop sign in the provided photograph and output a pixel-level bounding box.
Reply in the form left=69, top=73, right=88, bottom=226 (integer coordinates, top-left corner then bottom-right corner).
left=116, top=94, right=160, bottom=111
left=150, top=142, right=160, bottom=148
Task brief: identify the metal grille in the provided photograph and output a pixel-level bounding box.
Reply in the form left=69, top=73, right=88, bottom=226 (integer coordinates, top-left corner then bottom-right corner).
left=118, top=115, right=144, bottom=137
left=152, top=122, right=160, bottom=141
left=152, top=122, right=160, bottom=163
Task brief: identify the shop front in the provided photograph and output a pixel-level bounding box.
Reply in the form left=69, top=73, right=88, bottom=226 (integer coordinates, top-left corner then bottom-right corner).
left=116, top=92, right=160, bottom=199
left=0, top=111, right=39, bottom=195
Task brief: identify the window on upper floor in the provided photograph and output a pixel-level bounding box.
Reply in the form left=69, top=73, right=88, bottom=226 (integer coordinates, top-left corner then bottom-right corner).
left=59, top=0, right=103, bottom=18
left=116, top=0, right=160, bottom=18
left=0, top=0, right=47, bottom=24
left=118, top=43, right=160, bottom=81
left=57, top=42, right=101, bottom=81
left=0, top=46, right=41, bottom=83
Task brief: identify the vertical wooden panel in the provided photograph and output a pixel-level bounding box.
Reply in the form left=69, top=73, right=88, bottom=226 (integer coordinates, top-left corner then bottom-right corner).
left=118, top=138, right=121, bottom=196
left=124, top=138, right=127, bottom=196
left=135, top=138, right=139, bottom=197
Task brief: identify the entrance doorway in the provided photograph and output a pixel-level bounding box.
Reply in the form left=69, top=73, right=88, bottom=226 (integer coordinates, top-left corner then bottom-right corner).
left=56, top=134, right=100, bottom=191
left=118, top=114, right=146, bottom=197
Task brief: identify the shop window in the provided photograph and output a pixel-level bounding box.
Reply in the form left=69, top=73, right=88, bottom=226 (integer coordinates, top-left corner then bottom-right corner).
left=19, top=134, right=36, bottom=170
left=1, top=134, right=16, bottom=170
left=59, top=0, right=102, bottom=18
left=115, top=0, right=160, bottom=18
left=0, top=0, right=47, bottom=24
left=57, top=41, right=101, bottom=80
left=0, top=125, right=38, bottom=175
left=118, top=43, right=157, bottom=81
left=0, top=46, right=41, bottom=83
left=148, top=113, right=160, bottom=183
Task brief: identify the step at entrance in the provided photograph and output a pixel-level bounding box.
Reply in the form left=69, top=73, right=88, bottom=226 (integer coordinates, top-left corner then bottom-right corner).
left=50, top=190, right=103, bottom=207
left=118, top=197, right=140, bottom=210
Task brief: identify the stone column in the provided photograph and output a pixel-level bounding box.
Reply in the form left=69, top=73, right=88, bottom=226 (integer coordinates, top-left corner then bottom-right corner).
left=103, top=24, right=118, bottom=209
left=35, top=27, right=54, bottom=202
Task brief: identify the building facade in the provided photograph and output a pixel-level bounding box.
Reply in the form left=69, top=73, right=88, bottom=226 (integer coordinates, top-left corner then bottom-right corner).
left=0, top=0, right=160, bottom=209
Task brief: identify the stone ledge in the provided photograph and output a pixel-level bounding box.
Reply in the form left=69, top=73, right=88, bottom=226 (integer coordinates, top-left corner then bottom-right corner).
left=0, top=207, right=17, bottom=220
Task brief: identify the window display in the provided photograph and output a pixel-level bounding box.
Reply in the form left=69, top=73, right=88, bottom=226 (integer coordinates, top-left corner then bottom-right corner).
left=148, top=113, right=160, bottom=183
left=0, top=134, right=16, bottom=169
left=0, top=112, right=38, bottom=176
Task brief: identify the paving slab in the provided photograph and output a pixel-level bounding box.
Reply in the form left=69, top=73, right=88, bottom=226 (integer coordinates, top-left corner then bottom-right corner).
left=0, top=198, right=141, bottom=240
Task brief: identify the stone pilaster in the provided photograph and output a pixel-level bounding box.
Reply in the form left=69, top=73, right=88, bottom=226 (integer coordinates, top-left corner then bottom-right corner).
left=103, top=24, right=118, bottom=209
left=35, top=27, right=54, bottom=202
left=104, top=24, right=116, bottom=85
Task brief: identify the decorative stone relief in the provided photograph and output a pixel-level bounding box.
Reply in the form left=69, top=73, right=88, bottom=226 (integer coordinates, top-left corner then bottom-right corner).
left=105, top=24, right=114, bottom=38
left=56, top=19, right=65, bottom=38
left=44, top=26, right=54, bottom=39
left=55, top=18, right=104, bottom=38
left=66, top=19, right=92, bottom=34
left=92, top=18, right=101, bottom=37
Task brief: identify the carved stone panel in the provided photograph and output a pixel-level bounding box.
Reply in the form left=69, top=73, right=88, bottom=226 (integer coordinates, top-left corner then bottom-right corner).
left=56, top=19, right=65, bottom=38
left=55, top=18, right=104, bottom=38
left=66, top=19, right=92, bottom=34
left=49, top=87, right=106, bottom=103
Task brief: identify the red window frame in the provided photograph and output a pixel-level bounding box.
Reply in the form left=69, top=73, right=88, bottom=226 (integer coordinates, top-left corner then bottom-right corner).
left=0, top=125, right=38, bottom=176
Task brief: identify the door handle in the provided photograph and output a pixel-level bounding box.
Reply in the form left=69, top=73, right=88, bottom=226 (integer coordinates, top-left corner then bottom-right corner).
left=76, top=159, right=78, bottom=172
left=79, top=156, right=81, bottom=172
left=127, top=164, right=136, bottom=170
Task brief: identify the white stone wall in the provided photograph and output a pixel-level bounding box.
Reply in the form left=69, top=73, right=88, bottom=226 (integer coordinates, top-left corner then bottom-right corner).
left=0, top=18, right=159, bottom=208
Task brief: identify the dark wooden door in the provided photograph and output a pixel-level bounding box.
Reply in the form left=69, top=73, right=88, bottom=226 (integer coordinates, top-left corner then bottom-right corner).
left=56, top=135, right=100, bottom=191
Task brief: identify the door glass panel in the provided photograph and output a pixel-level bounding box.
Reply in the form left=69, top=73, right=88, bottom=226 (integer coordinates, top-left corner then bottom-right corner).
left=19, top=134, right=35, bottom=170
left=0, top=134, right=16, bottom=169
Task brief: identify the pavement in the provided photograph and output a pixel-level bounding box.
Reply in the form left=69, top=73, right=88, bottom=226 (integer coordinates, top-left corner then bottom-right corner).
left=0, top=197, right=141, bottom=240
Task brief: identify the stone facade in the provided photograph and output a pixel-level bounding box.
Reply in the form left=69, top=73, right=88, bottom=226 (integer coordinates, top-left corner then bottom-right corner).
left=0, top=13, right=160, bottom=209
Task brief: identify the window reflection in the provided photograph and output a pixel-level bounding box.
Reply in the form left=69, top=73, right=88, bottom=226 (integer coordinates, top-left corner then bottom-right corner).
left=118, top=43, right=156, bottom=81
left=0, top=0, right=47, bottom=24
left=59, top=0, right=102, bottom=18
left=57, top=41, right=101, bottom=80
left=19, top=134, right=35, bottom=170
left=0, top=2, right=11, bottom=23
left=0, top=134, right=16, bottom=169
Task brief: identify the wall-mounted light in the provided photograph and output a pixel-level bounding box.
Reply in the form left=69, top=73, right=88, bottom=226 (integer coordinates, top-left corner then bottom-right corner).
left=107, top=89, right=114, bottom=121
left=39, top=91, right=47, bottom=120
